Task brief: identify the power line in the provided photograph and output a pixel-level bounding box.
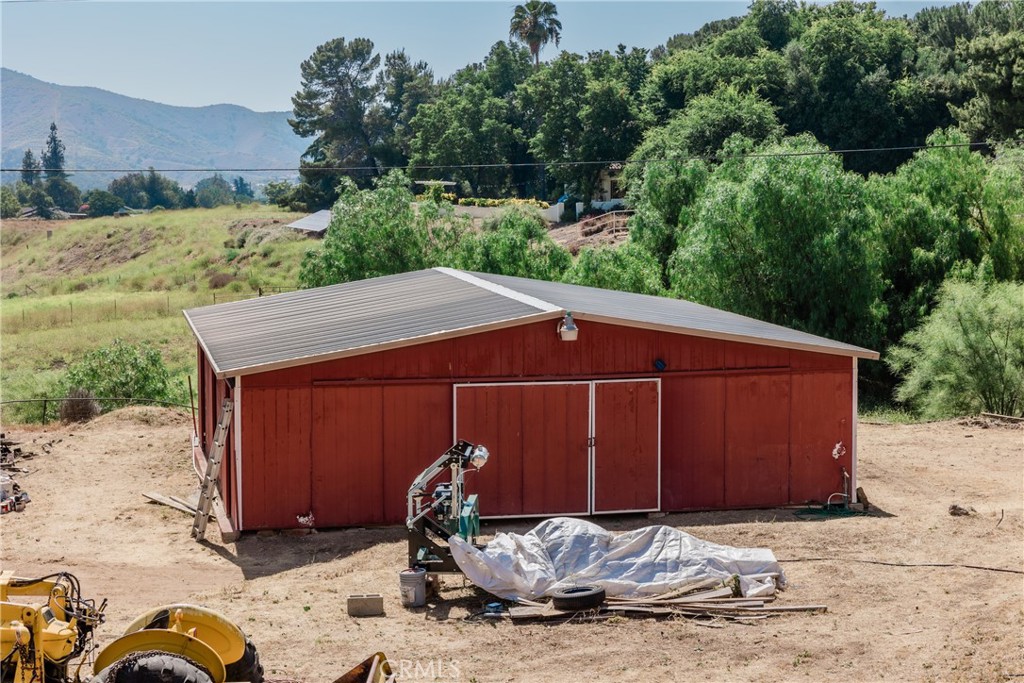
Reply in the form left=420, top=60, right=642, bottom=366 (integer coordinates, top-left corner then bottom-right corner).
left=1, top=140, right=1011, bottom=176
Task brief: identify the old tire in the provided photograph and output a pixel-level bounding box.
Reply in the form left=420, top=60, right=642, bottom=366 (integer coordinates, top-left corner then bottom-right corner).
left=551, top=585, right=606, bottom=611
left=224, top=638, right=263, bottom=683
left=92, top=652, right=213, bottom=683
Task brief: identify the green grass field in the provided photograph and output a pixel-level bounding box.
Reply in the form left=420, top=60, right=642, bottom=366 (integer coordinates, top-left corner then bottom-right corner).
left=1, top=205, right=314, bottom=423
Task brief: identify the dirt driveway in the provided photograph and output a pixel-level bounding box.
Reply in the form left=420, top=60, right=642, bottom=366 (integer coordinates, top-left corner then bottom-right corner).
left=3, top=408, right=1022, bottom=682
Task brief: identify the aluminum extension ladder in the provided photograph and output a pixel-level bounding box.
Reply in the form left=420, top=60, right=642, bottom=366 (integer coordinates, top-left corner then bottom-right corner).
left=191, top=398, right=232, bottom=541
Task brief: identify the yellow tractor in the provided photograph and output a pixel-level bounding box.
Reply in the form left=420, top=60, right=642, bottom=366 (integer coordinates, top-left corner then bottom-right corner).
left=1, top=572, right=261, bottom=683
left=2, top=571, right=394, bottom=683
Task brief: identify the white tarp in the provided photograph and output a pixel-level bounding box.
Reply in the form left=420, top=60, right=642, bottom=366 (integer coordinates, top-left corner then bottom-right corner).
left=449, top=517, right=786, bottom=601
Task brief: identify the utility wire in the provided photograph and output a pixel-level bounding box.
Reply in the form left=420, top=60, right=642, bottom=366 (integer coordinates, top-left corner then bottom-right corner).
left=3, top=140, right=1015, bottom=176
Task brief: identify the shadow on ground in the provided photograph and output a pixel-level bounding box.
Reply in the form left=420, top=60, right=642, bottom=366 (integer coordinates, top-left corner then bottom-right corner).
left=202, top=504, right=893, bottom=579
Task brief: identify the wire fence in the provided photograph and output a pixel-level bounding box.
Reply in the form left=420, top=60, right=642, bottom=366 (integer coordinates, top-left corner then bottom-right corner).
left=2, top=287, right=299, bottom=333
left=0, top=397, right=193, bottom=424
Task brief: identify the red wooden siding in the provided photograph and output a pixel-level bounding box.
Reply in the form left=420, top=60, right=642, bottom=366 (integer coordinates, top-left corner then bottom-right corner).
left=455, top=384, right=591, bottom=517
left=660, top=375, right=726, bottom=510
left=203, top=315, right=861, bottom=530
left=724, top=375, right=790, bottom=507
left=381, top=385, right=453, bottom=523
left=789, top=371, right=853, bottom=503
left=593, top=381, right=660, bottom=512
left=240, top=387, right=311, bottom=529
left=312, top=386, right=385, bottom=526
left=519, top=384, right=590, bottom=515
left=311, top=320, right=802, bottom=382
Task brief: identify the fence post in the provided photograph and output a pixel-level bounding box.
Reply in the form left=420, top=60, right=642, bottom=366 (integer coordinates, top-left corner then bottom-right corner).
left=114, top=300, right=117, bottom=319
left=41, top=398, right=48, bottom=424
left=70, top=302, right=73, bottom=323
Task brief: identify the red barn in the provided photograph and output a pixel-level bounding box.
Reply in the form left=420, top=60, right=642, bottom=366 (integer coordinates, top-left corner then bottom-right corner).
left=185, top=268, right=877, bottom=536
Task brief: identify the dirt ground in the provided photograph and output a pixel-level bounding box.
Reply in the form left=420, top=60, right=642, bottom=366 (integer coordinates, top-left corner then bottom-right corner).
left=2, top=408, right=1022, bottom=683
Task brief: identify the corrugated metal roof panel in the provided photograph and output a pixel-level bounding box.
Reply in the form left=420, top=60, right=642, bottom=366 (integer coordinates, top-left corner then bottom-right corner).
left=184, top=270, right=551, bottom=377
left=186, top=268, right=878, bottom=377
left=286, top=209, right=332, bottom=236
left=466, top=271, right=878, bottom=359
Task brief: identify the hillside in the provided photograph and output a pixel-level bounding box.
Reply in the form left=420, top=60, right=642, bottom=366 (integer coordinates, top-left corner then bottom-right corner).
left=0, top=69, right=309, bottom=190
left=0, top=206, right=310, bottom=422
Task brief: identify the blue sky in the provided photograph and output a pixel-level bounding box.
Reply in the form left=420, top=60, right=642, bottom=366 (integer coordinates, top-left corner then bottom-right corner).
left=2, top=1, right=955, bottom=112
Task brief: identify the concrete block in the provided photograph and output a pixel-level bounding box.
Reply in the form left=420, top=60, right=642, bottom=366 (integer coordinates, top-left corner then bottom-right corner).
left=347, top=593, right=384, bottom=617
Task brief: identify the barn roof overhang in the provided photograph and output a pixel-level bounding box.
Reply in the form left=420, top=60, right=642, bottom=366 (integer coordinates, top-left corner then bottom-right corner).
left=185, top=267, right=879, bottom=379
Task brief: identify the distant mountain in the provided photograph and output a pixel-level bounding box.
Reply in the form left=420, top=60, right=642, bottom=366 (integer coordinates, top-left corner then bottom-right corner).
left=1, top=69, right=309, bottom=190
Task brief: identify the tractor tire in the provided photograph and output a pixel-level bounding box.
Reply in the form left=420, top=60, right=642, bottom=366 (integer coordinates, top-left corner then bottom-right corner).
left=551, top=585, right=606, bottom=611
left=224, top=637, right=264, bottom=683
left=92, top=651, right=213, bottom=683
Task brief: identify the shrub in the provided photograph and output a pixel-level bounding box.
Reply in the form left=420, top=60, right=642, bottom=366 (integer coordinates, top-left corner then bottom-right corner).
left=59, top=387, right=101, bottom=423
left=208, top=272, right=235, bottom=289
left=888, top=278, right=1024, bottom=418
left=60, top=339, right=170, bottom=413
left=457, top=197, right=550, bottom=209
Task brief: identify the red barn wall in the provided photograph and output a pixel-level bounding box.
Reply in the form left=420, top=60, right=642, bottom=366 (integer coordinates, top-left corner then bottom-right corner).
left=207, top=319, right=854, bottom=530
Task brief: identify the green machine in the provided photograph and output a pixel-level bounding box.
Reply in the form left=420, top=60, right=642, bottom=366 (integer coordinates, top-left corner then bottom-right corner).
left=406, top=440, right=489, bottom=573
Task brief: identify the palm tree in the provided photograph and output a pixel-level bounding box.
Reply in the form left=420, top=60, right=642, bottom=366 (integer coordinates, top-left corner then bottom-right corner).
left=509, top=1, right=562, bottom=67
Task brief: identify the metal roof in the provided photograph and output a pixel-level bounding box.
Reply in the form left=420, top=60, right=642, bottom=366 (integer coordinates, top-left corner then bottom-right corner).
left=468, top=271, right=879, bottom=361
left=186, top=267, right=878, bottom=378
left=286, top=209, right=332, bottom=236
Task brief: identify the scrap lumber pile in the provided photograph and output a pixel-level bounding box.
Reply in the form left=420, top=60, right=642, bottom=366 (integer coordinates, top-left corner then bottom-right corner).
left=1, top=435, right=35, bottom=513
left=508, top=576, right=826, bottom=624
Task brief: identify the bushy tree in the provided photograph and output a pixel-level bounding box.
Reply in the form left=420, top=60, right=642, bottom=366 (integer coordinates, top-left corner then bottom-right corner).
left=369, top=50, right=436, bottom=168
left=625, top=157, right=710, bottom=281
left=108, top=170, right=183, bottom=209
left=232, top=176, right=255, bottom=201
left=194, top=174, right=235, bottom=208
left=518, top=50, right=644, bottom=199
left=0, top=185, right=20, bottom=218
left=409, top=42, right=533, bottom=197
left=45, top=177, right=82, bottom=212
left=452, top=206, right=570, bottom=281
left=299, top=171, right=470, bottom=287
left=951, top=30, right=1024, bottom=141
left=290, top=37, right=383, bottom=207
left=636, top=85, right=783, bottom=161
left=84, top=189, right=122, bottom=217
left=41, top=122, right=66, bottom=180
left=889, top=278, right=1024, bottom=417
left=263, top=180, right=294, bottom=206
left=642, top=25, right=786, bottom=123
left=866, top=128, right=1024, bottom=348
left=60, top=339, right=170, bottom=413
left=669, top=134, right=883, bottom=348
left=562, top=242, right=665, bottom=295
left=29, top=186, right=55, bottom=219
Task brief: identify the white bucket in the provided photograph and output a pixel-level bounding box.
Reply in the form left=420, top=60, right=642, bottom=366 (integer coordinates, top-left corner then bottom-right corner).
left=399, top=567, right=427, bottom=607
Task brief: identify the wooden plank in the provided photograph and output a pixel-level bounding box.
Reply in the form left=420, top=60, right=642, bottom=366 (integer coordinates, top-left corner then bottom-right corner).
left=169, top=495, right=199, bottom=511
left=144, top=492, right=197, bottom=516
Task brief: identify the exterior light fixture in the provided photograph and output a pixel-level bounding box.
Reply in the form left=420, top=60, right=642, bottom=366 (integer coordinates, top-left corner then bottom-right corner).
left=558, top=312, right=579, bottom=341
left=470, top=445, right=490, bottom=469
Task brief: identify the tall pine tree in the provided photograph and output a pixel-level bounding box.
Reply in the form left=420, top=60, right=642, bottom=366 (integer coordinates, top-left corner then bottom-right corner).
left=20, top=149, right=42, bottom=185
left=41, top=122, right=66, bottom=179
